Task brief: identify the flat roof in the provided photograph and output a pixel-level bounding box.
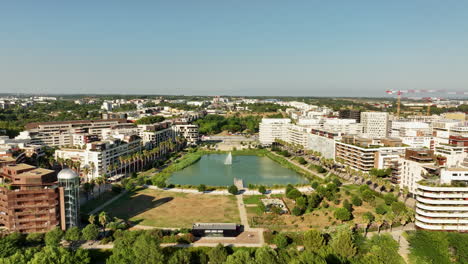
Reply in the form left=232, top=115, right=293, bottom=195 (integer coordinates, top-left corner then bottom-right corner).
left=0, top=156, right=16, bottom=163
left=5, top=163, right=35, bottom=171
left=19, top=168, right=54, bottom=178
left=192, top=223, right=237, bottom=230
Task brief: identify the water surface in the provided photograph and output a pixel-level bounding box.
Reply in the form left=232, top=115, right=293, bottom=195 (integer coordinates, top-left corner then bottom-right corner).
left=169, top=154, right=308, bottom=186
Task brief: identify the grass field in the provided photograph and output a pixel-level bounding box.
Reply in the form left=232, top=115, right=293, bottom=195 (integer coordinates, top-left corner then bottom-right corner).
left=104, top=188, right=240, bottom=228
left=81, top=190, right=120, bottom=215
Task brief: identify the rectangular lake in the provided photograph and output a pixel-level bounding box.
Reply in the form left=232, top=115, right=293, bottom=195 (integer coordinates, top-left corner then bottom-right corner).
left=168, top=154, right=309, bottom=186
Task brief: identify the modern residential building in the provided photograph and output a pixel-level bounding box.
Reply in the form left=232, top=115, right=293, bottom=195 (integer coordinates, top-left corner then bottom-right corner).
left=397, top=148, right=439, bottom=194
left=259, top=118, right=291, bottom=146
left=54, top=135, right=142, bottom=180
left=139, top=121, right=175, bottom=149
left=0, top=164, right=61, bottom=233
left=335, top=135, right=406, bottom=172
left=360, top=112, right=389, bottom=138
left=415, top=167, right=468, bottom=232
left=22, top=119, right=128, bottom=146
left=173, top=123, right=199, bottom=145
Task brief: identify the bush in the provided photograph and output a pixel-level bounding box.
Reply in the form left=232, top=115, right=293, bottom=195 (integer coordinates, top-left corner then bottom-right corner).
left=258, top=185, right=267, bottom=194
left=291, top=206, right=303, bottom=216
left=198, top=184, right=207, bottom=192
left=375, top=205, right=387, bottom=215
left=311, top=181, right=319, bottom=189
left=384, top=193, right=397, bottom=205
left=334, top=208, right=352, bottom=222
left=286, top=188, right=302, bottom=200
left=228, top=185, right=238, bottom=195
left=343, top=199, right=353, bottom=212
left=297, top=157, right=307, bottom=165
left=351, top=196, right=362, bottom=206
left=362, top=190, right=375, bottom=202
left=274, top=234, right=289, bottom=249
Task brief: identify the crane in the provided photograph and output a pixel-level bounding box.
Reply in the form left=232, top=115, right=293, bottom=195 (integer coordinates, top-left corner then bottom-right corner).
left=386, top=89, right=467, bottom=118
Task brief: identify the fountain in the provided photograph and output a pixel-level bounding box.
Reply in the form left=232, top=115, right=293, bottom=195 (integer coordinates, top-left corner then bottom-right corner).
left=224, top=152, right=232, bottom=165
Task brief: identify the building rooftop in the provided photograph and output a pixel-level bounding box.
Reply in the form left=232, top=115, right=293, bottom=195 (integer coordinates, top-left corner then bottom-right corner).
left=192, top=223, right=237, bottom=230
left=20, top=168, right=54, bottom=178
left=6, top=163, right=35, bottom=171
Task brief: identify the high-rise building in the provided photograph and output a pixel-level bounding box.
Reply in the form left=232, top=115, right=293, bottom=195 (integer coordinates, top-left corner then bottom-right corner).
left=259, top=118, right=291, bottom=146
left=339, top=110, right=361, bottom=123
left=361, top=112, right=389, bottom=138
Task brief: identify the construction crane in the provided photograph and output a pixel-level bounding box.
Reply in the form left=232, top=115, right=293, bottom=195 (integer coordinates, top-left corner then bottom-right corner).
left=386, top=89, right=467, bottom=118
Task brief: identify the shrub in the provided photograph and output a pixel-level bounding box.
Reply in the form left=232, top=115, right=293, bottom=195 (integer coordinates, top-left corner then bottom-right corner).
left=384, top=193, right=397, bottom=205
left=351, top=196, right=362, bottom=206
left=274, top=234, right=289, bottom=249
left=286, top=188, right=302, bottom=200
left=291, top=206, right=303, bottom=216
left=343, top=199, right=353, bottom=212
left=362, top=190, right=375, bottom=202
left=198, top=184, right=207, bottom=192
left=311, top=181, right=319, bottom=189
left=228, top=185, right=238, bottom=195
left=258, top=185, right=267, bottom=194
left=297, top=157, right=307, bottom=165
left=334, top=208, right=352, bottom=222
left=375, top=205, right=387, bottom=215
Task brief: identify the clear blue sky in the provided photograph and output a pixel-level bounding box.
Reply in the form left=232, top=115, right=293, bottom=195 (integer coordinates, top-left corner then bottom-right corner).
left=1, top=1, right=467, bottom=96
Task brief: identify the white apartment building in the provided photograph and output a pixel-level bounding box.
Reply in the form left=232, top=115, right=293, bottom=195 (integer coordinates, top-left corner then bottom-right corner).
left=307, top=132, right=336, bottom=159
left=415, top=167, right=468, bottom=232
left=173, top=123, right=199, bottom=145
left=285, top=124, right=312, bottom=147
left=22, top=119, right=128, bottom=147
left=55, top=135, right=142, bottom=180
left=322, top=119, right=362, bottom=135
left=361, top=112, right=389, bottom=138
left=259, top=118, right=291, bottom=146
left=138, top=122, right=175, bottom=149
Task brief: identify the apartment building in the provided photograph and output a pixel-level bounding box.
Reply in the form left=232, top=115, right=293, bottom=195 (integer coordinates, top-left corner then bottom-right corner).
left=259, top=118, right=291, bottom=146
left=22, top=119, right=128, bottom=146
left=398, top=149, right=439, bottom=194
left=335, top=135, right=406, bottom=172
left=361, top=112, right=389, bottom=138
left=285, top=124, right=312, bottom=147
left=55, top=135, right=142, bottom=180
left=0, top=164, right=60, bottom=233
left=139, top=121, right=175, bottom=149
left=173, top=123, right=199, bottom=145
left=415, top=167, right=468, bottom=232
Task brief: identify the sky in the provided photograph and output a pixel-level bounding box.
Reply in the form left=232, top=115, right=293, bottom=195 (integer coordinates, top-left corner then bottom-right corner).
left=1, top=1, right=467, bottom=97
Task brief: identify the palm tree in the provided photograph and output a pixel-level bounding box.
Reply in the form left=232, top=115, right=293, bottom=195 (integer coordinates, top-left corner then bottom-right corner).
left=363, top=212, right=375, bottom=238
left=82, top=166, right=90, bottom=183
left=402, top=186, right=410, bottom=202
left=95, top=177, right=105, bottom=196
left=88, top=214, right=96, bottom=225
left=98, top=211, right=109, bottom=233
left=375, top=214, right=385, bottom=234
left=386, top=212, right=397, bottom=232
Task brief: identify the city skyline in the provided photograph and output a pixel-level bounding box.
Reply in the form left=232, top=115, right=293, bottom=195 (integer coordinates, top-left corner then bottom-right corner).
left=1, top=1, right=467, bottom=96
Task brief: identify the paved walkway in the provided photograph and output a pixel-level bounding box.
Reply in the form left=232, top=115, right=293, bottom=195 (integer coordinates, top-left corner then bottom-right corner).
left=146, top=185, right=314, bottom=195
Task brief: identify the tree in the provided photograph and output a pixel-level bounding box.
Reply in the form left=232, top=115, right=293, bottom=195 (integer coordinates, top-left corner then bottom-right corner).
left=45, top=227, right=64, bottom=246
left=362, top=190, right=375, bottom=202
left=362, top=212, right=375, bottom=237
left=297, top=157, right=307, bottom=165
left=29, top=246, right=90, bottom=264
left=330, top=228, right=357, bottom=261
left=334, top=208, right=352, bottom=222
left=208, top=244, right=228, bottom=264
left=197, top=184, right=207, bottom=192
left=343, top=199, right=353, bottom=212
left=375, top=205, right=387, bottom=215
left=274, top=234, right=289, bottom=249
left=26, top=233, right=44, bottom=245
left=254, top=246, right=279, bottom=264
left=82, top=224, right=99, bottom=241
left=362, top=234, right=405, bottom=264
left=88, top=214, right=96, bottom=225
left=286, top=188, right=302, bottom=200
left=307, top=194, right=322, bottom=210
left=0, top=233, right=23, bottom=258
left=258, top=185, right=267, bottom=194
left=351, top=196, right=362, bottom=206
left=384, top=193, right=397, bottom=205
left=290, top=250, right=326, bottom=264
left=98, top=211, right=109, bottom=233
left=391, top=201, right=407, bottom=215
left=225, top=250, right=253, bottom=264
left=168, top=249, right=192, bottom=264
left=228, top=185, right=238, bottom=195
left=303, top=229, right=325, bottom=252
left=291, top=206, right=302, bottom=216
left=296, top=196, right=307, bottom=209
left=64, top=226, right=81, bottom=242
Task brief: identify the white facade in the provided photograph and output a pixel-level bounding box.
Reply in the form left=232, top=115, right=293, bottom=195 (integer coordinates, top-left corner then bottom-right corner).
left=173, top=124, right=199, bottom=145
left=398, top=158, right=436, bottom=194
left=361, top=112, right=389, bottom=138
left=259, top=118, right=291, bottom=145
left=307, top=134, right=335, bottom=159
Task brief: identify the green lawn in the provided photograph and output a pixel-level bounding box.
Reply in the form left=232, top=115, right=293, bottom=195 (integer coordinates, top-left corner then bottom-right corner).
left=243, top=195, right=265, bottom=204
left=81, top=190, right=121, bottom=215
